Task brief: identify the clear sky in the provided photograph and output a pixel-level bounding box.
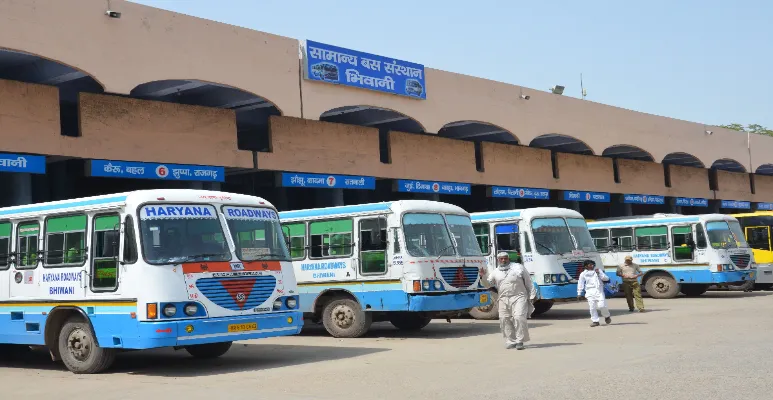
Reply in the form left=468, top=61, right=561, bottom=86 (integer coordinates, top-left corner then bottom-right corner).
left=131, top=0, right=772, bottom=128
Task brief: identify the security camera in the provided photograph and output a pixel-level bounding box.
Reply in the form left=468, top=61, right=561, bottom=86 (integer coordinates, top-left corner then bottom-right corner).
left=105, top=10, right=121, bottom=18
left=520, top=95, right=530, bottom=100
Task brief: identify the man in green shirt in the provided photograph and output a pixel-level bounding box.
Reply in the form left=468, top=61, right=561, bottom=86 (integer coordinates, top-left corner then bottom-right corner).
left=616, top=255, right=645, bottom=312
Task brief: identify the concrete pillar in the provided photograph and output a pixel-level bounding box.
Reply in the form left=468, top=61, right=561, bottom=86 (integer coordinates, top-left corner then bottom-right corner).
left=10, top=173, right=32, bottom=206
left=492, top=197, right=516, bottom=210
left=610, top=194, right=632, bottom=217
left=189, top=182, right=205, bottom=189
left=316, top=189, right=344, bottom=207
left=273, top=187, right=289, bottom=211
left=566, top=201, right=581, bottom=212
left=207, top=182, right=222, bottom=191
left=414, top=193, right=440, bottom=201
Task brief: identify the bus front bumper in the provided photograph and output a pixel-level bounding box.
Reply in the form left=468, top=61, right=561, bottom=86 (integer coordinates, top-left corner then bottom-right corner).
left=133, top=311, right=303, bottom=348
left=711, top=270, right=755, bottom=285
left=755, top=264, right=773, bottom=284
left=407, top=291, right=491, bottom=312
left=537, top=284, right=578, bottom=300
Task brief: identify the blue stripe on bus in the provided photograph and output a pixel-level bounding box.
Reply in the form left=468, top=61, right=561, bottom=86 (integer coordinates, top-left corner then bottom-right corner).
left=603, top=269, right=753, bottom=285
left=588, top=216, right=700, bottom=228
left=0, top=196, right=127, bottom=216
left=279, top=202, right=393, bottom=220
left=471, top=210, right=522, bottom=221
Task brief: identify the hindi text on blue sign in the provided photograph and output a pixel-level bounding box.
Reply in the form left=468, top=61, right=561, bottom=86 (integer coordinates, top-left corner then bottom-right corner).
left=491, top=186, right=550, bottom=200
left=675, top=197, right=709, bottom=207
left=623, top=194, right=665, bottom=205
left=563, top=191, right=610, bottom=203
left=0, top=153, right=46, bottom=174
left=721, top=200, right=750, bottom=209
left=281, top=172, right=375, bottom=190
left=757, top=202, right=773, bottom=211
left=397, top=180, right=470, bottom=195
left=90, top=160, right=224, bottom=182
left=305, top=40, right=426, bottom=99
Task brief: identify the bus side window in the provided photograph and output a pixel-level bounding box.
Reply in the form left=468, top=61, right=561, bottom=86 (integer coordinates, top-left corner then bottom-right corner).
left=123, top=216, right=138, bottom=264
left=44, top=214, right=87, bottom=267
left=523, top=232, right=532, bottom=254
left=92, top=214, right=120, bottom=290
left=634, top=226, right=668, bottom=251
left=495, top=224, right=520, bottom=262
left=359, top=218, right=387, bottom=274
left=310, top=219, right=353, bottom=259
left=393, top=228, right=401, bottom=254
left=590, top=229, right=610, bottom=251
left=282, top=223, right=307, bottom=260
left=611, top=228, right=634, bottom=251
left=473, top=223, right=490, bottom=255
left=746, top=226, right=771, bottom=251
left=0, top=222, right=11, bottom=270
left=695, top=224, right=708, bottom=249
left=17, top=221, right=40, bottom=269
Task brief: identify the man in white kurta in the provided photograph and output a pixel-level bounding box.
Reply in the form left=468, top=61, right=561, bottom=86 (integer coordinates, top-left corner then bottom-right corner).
left=577, top=260, right=612, bottom=327
left=481, top=252, right=536, bottom=350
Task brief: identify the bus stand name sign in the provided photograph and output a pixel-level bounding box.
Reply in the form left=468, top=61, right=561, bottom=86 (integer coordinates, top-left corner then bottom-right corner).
left=281, top=172, right=375, bottom=190
left=0, top=153, right=46, bottom=174
left=623, top=194, right=665, bottom=205
left=90, top=160, right=224, bottom=182
left=675, top=197, right=709, bottom=207
left=305, top=40, right=426, bottom=99
left=757, top=202, right=773, bottom=211
left=721, top=200, right=751, bottom=209
left=491, top=186, right=550, bottom=200
left=397, top=180, right=471, bottom=195
left=563, top=191, right=610, bottom=203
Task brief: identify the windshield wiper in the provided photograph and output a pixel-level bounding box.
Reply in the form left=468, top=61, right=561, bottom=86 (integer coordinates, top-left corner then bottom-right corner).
left=533, top=241, right=556, bottom=254
left=436, top=245, right=456, bottom=260
left=182, top=252, right=230, bottom=261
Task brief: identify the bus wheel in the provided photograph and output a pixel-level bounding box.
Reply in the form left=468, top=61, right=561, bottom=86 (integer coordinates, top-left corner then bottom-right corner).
left=469, top=291, right=499, bottom=320
left=531, top=300, right=554, bottom=317
left=680, top=284, right=709, bottom=297
left=185, top=342, right=233, bottom=359
left=644, top=273, right=680, bottom=299
left=58, top=318, right=116, bottom=374
left=754, top=283, right=773, bottom=291
left=389, top=313, right=432, bottom=331
left=322, top=298, right=372, bottom=338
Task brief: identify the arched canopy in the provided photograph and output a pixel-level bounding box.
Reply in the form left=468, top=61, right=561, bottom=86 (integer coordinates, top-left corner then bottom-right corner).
left=662, top=152, right=705, bottom=168
left=529, top=134, right=593, bottom=155
left=711, top=158, right=746, bottom=173
left=320, top=106, right=425, bottom=134
left=601, top=145, right=654, bottom=161
left=756, top=164, right=773, bottom=176
left=0, top=48, right=103, bottom=91
left=438, top=121, right=518, bottom=144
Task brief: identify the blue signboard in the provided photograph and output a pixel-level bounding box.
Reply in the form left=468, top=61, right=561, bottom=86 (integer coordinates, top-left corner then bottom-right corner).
left=495, top=224, right=519, bottom=234
left=563, top=190, right=610, bottom=203
left=623, top=194, right=665, bottom=205
left=675, top=197, right=709, bottom=207
left=491, top=186, right=550, bottom=200
left=758, top=202, right=773, bottom=211
left=397, top=180, right=471, bottom=195
left=0, top=153, right=46, bottom=174
left=90, top=160, right=224, bottom=182
left=305, top=40, right=426, bottom=99
left=281, top=172, right=375, bottom=190
left=721, top=200, right=751, bottom=209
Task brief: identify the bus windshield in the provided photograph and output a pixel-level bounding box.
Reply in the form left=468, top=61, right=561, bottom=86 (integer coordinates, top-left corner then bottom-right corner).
left=531, top=218, right=576, bottom=255
left=223, top=206, right=290, bottom=261
left=706, top=221, right=749, bottom=249
left=446, top=214, right=483, bottom=257
left=567, top=218, right=598, bottom=252
left=139, top=204, right=230, bottom=264
left=402, top=213, right=454, bottom=257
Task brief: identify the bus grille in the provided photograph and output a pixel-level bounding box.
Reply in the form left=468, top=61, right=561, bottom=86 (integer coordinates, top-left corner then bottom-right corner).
left=439, top=267, right=479, bottom=289
left=729, top=254, right=750, bottom=269
left=195, top=276, right=277, bottom=311
left=562, top=261, right=585, bottom=280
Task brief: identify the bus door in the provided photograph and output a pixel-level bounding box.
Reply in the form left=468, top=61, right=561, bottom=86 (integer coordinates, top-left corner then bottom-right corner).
left=745, top=225, right=771, bottom=262
left=692, top=223, right=709, bottom=262
left=494, top=224, right=521, bottom=263
left=358, top=217, right=388, bottom=280
left=9, top=220, right=42, bottom=299
left=88, top=214, right=123, bottom=295
left=671, top=225, right=695, bottom=263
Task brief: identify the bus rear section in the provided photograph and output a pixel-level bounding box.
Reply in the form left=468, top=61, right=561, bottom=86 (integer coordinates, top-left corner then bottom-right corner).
left=732, top=212, right=773, bottom=290
left=279, top=201, right=491, bottom=338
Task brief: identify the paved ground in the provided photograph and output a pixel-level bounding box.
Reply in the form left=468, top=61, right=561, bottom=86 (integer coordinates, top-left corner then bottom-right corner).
left=1, top=291, right=771, bottom=400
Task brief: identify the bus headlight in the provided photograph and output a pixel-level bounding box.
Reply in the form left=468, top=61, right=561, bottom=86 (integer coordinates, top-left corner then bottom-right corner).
left=422, top=281, right=430, bottom=290
left=544, top=274, right=551, bottom=284
left=162, top=304, right=177, bottom=317
left=551, top=275, right=558, bottom=283
left=559, top=274, right=567, bottom=283
left=434, top=281, right=442, bottom=290
left=184, top=303, right=198, bottom=316
left=286, top=297, right=297, bottom=309
left=273, top=299, right=283, bottom=310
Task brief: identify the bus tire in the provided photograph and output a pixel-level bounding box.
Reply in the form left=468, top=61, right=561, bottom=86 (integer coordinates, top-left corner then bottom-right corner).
left=680, top=284, right=709, bottom=297
left=58, top=318, right=116, bottom=374
left=754, top=283, right=773, bottom=291
left=185, top=342, right=233, bottom=359
left=322, top=298, right=372, bottom=338
left=644, top=273, right=680, bottom=299
left=389, top=313, right=432, bottom=331
left=469, top=291, right=499, bottom=320
left=531, top=299, right=554, bottom=317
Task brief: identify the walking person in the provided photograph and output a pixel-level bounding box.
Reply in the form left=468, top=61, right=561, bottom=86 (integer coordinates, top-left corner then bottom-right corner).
left=577, top=260, right=612, bottom=327
left=480, top=252, right=536, bottom=350
left=617, top=255, right=645, bottom=312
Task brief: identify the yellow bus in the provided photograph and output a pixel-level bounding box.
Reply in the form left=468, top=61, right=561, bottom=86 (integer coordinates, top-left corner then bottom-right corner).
left=731, top=211, right=773, bottom=290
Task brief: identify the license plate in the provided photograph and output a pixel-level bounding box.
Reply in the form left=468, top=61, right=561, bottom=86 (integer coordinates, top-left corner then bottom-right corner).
left=480, top=294, right=489, bottom=304
left=227, top=322, right=257, bottom=333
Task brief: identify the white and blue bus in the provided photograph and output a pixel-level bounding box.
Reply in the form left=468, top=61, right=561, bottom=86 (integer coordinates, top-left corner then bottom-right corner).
left=588, top=213, right=756, bottom=298
left=0, top=190, right=302, bottom=374
left=469, top=207, right=603, bottom=319
left=278, top=200, right=491, bottom=338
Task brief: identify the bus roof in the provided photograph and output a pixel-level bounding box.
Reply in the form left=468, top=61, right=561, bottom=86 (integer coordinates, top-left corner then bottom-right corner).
left=278, top=200, right=469, bottom=221
left=729, top=211, right=773, bottom=218
left=587, top=213, right=735, bottom=229
left=471, top=207, right=583, bottom=222
left=0, top=189, right=272, bottom=219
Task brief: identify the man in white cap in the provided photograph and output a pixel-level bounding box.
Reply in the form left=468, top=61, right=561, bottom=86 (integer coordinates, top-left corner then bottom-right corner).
left=617, top=255, right=645, bottom=312
left=479, top=252, right=536, bottom=350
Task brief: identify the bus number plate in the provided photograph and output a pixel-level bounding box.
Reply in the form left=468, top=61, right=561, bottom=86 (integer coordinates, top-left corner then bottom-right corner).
left=227, top=322, right=257, bottom=333
left=480, top=294, right=488, bottom=304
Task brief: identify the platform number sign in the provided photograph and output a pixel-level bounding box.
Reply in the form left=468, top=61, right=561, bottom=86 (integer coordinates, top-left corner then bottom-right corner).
left=327, top=176, right=337, bottom=187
